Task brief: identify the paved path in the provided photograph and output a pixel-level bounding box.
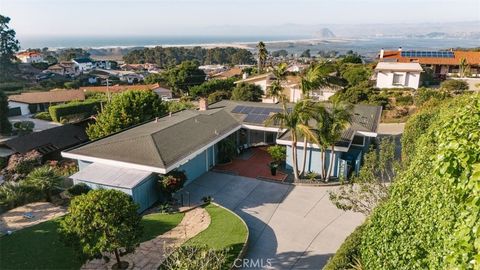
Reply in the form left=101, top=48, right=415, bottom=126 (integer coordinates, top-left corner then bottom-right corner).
left=82, top=207, right=210, bottom=270
left=178, top=172, right=364, bottom=270
left=378, top=123, right=405, bottom=135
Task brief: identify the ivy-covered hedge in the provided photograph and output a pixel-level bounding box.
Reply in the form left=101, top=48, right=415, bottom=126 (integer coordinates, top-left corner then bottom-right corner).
left=49, top=99, right=102, bottom=122
left=358, top=94, right=480, bottom=269
left=324, top=224, right=365, bottom=270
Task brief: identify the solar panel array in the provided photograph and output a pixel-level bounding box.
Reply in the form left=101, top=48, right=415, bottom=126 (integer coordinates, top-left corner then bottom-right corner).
left=231, top=105, right=282, bottom=124
left=401, top=51, right=455, bottom=58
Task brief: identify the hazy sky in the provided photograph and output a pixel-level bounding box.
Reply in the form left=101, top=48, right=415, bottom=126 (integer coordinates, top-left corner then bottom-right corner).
left=2, top=0, right=479, bottom=37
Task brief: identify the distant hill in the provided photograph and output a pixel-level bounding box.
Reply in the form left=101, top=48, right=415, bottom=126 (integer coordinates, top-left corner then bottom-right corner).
left=315, top=28, right=336, bottom=38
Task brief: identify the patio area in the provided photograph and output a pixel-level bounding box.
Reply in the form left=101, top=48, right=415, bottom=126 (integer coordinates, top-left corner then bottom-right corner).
left=214, top=147, right=288, bottom=181
left=0, top=202, right=67, bottom=233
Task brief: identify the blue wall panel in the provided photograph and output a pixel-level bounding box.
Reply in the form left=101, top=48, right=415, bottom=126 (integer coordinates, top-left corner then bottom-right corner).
left=132, top=174, right=160, bottom=213
left=178, top=150, right=207, bottom=184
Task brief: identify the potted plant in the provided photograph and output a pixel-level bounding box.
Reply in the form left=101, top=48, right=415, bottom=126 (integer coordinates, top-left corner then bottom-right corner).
left=269, top=162, right=279, bottom=176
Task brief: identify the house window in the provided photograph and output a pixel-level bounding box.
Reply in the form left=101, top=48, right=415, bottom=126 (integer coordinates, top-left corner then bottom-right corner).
left=393, top=73, right=403, bottom=85
left=351, top=135, right=365, bottom=146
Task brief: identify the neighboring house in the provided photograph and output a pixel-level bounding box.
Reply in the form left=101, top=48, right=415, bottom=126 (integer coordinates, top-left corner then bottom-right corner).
left=374, top=62, right=423, bottom=89
left=379, top=48, right=480, bottom=77
left=119, top=73, right=143, bottom=84
left=47, top=61, right=77, bottom=76
left=287, top=64, right=307, bottom=73
left=62, top=100, right=381, bottom=212
left=153, top=86, right=173, bottom=100
left=16, top=51, right=44, bottom=63
left=95, top=60, right=112, bottom=70
left=79, top=83, right=167, bottom=95
left=234, top=73, right=276, bottom=103
left=0, top=124, right=88, bottom=160
left=8, top=90, right=85, bottom=115
left=73, top=58, right=95, bottom=72
left=210, top=67, right=243, bottom=79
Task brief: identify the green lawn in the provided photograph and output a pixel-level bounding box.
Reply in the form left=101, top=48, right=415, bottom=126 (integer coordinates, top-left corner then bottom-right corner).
left=0, top=212, right=185, bottom=270
left=185, top=204, right=248, bottom=267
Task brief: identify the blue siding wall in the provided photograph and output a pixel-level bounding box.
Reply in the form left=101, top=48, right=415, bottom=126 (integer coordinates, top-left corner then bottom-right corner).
left=132, top=174, right=160, bottom=212
left=178, top=149, right=208, bottom=184
left=286, top=146, right=341, bottom=177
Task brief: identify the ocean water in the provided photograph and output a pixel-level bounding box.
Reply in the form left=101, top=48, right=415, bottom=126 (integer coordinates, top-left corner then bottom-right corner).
left=18, top=35, right=480, bottom=58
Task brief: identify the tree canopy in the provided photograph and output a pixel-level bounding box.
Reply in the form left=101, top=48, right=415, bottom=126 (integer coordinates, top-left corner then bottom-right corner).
left=0, top=15, right=19, bottom=80
left=189, top=78, right=235, bottom=98
left=86, top=90, right=166, bottom=140
left=161, top=61, right=206, bottom=95
left=59, top=189, right=142, bottom=266
left=123, top=47, right=254, bottom=67
left=230, top=82, right=264, bottom=102
left=0, top=91, right=12, bottom=135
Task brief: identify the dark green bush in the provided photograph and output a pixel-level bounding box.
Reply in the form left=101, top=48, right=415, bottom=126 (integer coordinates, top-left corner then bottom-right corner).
left=324, top=224, right=365, bottom=270
left=49, top=99, right=101, bottom=122
left=67, top=183, right=91, bottom=196
left=0, top=82, right=24, bottom=92
left=440, top=79, right=469, bottom=92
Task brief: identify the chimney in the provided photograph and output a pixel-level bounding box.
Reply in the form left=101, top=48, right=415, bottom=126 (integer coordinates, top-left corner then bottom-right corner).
left=199, top=97, right=208, bottom=111
left=398, top=47, right=402, bottom=52
left=380, top=48, right=384, bottom=59
left=242, top=72, right=248, bottom=80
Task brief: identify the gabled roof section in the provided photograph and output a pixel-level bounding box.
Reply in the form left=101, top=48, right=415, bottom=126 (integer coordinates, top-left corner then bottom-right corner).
left=9, top=90, right=85, bottom=104
left=66, top=110, right=240, bottom=170
left=2, top=124, right=88, bottom=155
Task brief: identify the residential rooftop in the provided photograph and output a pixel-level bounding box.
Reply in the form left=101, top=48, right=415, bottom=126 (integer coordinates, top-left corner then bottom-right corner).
left=9, top=90, right=85, bottom=104
left=64, top=100, right=381, bottom=173
left=380, top=50, right=480, bottom=66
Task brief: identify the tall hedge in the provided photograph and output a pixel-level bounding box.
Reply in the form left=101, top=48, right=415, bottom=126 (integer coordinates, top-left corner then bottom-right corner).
left=49, top=99, right=102, bottom=122
left=358, top=94, right=480, bottom=269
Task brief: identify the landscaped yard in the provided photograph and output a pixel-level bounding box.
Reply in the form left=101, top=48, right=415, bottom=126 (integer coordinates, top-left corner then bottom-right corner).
left=0, top=212, right=185, bottom=270
left=185, top=204, right=248, bottom=267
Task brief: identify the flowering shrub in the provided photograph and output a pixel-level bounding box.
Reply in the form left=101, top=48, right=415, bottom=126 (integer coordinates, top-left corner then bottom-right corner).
left=159, top=171, right=187, bottom=196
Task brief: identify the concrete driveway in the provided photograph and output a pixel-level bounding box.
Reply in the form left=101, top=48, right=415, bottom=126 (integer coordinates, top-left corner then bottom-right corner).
left=178, top=172, right=364, bottom=270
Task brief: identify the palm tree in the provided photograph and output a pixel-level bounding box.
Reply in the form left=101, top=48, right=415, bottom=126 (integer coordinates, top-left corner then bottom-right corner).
left=322, top=103, right=352, bottom=182
left=266, top=100, right=317, bottom=181
left=25, top=166, right=63, bottom=202
left=459, top=58, right=470, bottom=78
left=257, top=41, right=268, bottom=73
left=298, top=102, right=327, bottom=177
left=267, top=63, right=288, bottom=104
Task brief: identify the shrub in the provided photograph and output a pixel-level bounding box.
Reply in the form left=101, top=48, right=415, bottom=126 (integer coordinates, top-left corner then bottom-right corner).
left=324, top=224, right=365, bottom=270
left=24, top=166, right=64, bottom=202
left=67, top=183, right=91, bottom=196
left=0, top=82, right=24, bottom=92
left=13, top=121, right=35, bottom=135
left=159, top=170, right=187, bottom=197
left=49, top=99, right=102, bottom=122
left=31, top=62, right=49, bottom=70
left=440, top=79, right=469, bottom=92
left=413, top=87, right=448, bottom=106
left=161, top=245, right=229, bottom=270
left=395, top=95, right=413, bottom=106
left=358, top=95, right=480, bottom=269
left=217, top=138, right=236, bottom=163
left=0, top=182, right=38, bottom=211
left=166, top=100, right=195, bottom=113
left=4, top=150, right=42, bottom=177
left=34, top=111, right=52, bottom=121
left=267, top=145, right=286, bottom=164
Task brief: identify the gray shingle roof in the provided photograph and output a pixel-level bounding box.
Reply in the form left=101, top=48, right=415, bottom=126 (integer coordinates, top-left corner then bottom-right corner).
left=68, top=109, right=239, bottom=170
left=3, top=124, right=88, bottom=155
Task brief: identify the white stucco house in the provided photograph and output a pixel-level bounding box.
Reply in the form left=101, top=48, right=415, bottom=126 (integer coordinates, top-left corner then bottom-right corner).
left=16, top=51, right=44, bottom=63
left=375, top=62, right=423, bottom=89
left=73, top=58, right=95, bottom=72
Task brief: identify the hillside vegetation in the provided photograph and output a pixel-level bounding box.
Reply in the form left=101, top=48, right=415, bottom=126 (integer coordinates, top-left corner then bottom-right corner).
left=326, top=94, right=480, bottom=269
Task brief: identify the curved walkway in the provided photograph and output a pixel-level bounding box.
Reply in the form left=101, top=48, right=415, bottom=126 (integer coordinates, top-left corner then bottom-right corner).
left=82, top=207, right=211, bottom=270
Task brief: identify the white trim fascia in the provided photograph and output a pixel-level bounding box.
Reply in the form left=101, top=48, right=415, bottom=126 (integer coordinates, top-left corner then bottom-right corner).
left=275, top=139, right=350, bottom=152
left=357, top=131, right=378, bottom=137
left=61, top=152, right=167, bottom=174
left=242, top=124, right=286, bottom=133
left=165, top=125, right=241, bottom=172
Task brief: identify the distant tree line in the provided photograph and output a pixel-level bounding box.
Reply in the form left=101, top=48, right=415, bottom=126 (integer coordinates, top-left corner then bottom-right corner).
left=123, top=46, right=255, bottom=67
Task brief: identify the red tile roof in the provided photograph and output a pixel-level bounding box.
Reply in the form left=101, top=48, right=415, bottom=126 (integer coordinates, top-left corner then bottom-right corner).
left=79, top=83, right=163, bottom=93
left=9, top=90, right=85, bottom=104
left=381, top=50, right=480, bottom=66
left=16, top=51, right=42, bottom=57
